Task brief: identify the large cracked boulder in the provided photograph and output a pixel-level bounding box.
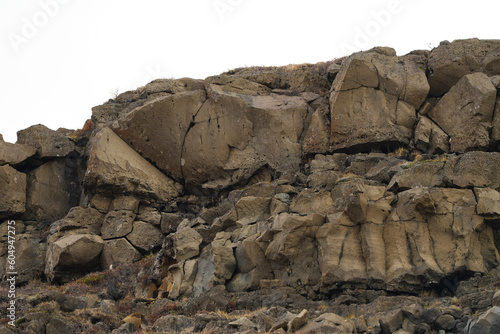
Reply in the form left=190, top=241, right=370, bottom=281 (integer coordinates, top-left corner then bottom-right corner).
left=111, top=90, right=207, bottom=181
left=427, top=73, right=496, bottom=152
left=330, top=49, right=429, bottom=151
left=112, top=78, right=310, bottom=189
left=45, top=234, right=104, bottom=282
left=84, top=127, right=181, bottom=202
left=428, top=39, right=500, bottom=96
left=0, top=165, right=26, bottom=219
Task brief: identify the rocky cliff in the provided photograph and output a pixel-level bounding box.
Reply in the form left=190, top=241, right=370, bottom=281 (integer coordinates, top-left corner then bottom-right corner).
left=1, top=38, right=500, bottom=333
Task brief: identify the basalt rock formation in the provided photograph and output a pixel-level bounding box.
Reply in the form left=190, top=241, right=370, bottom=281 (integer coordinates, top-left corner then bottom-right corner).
left=2, top=38, right=500, bottom=333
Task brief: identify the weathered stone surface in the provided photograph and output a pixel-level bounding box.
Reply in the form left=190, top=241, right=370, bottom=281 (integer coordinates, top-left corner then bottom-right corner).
left=266, top=213, right=324, bottom=287
left=136, top=206, right=162, bottom=226
left=233, top=196, right=271, bottom=225
left=84, top=128, right=181, bottom=202
left=330, top=50, right=428, bottom=151
left=414, top=116, right=449, bottom=153
left=47, top=206, right=104, bottom=242
left=25, top=159, right=81, bottom=223
left=427, top=73, right=496, bottom=152
left=17, top=124, right=75, bottom=158
left=101, top=238, right=142, bottom=269
left=45, top=234, right=104, bottom=281
left=111, top=90, right=206, bottom=181
left=387, top=160, right=445, bottom=191
left=126, top=221, right=163, bottom=253
left=227, top=237, right=273, bottom=292
left=172, top=227, right=203, bottom=261
left=428, top=38, right=500, bottom=96
left=182, top=89, right=309, bottom=188
left=302, top=102, right=331, bottom=154
left=0, top=165, right=26, bottom=219
left=463, top=306, right=500, bottom=334
left=0, top=135, right=36, bottom=166
left=444, top=152, right=500, bottom=190
left=101, top=210, right=135, bottom=239
left=193, top=239, right=236, bottom=296
left=475, top=188, right=500, bottom=216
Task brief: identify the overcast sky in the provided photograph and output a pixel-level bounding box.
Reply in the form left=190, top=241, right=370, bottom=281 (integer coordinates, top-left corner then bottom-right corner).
left=0, top=0, right=498, bottom=143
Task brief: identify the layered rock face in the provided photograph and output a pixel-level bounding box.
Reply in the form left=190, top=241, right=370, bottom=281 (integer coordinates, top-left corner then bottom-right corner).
left=2, top=38, right=500, bottom=333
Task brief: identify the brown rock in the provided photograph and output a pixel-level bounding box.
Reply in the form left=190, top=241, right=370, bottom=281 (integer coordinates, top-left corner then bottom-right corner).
left=17, top=124, right=75, bottom=158
left=45, top=234, right=104, bottom=281
left=474, top=188, right=500, bottom=216
left=111, top=90, right=206, bottom=181
left=0, top=136, right=36, bottom=166
left=427, top=73, right=496, bottom=152
left=101, top=210, right=135, bottom=239
left=101, top=238, right=142, bottom=269
left=414, top=116, right=449, bottom=153
left=126, top=221, right=163, bottom=253
left=84, top=128, right=181, bottom=202
left=444, top=152, right=500, bottom=190
left=427, top=38, right=500, bottom=96
left=330, top=50, right=428, bottom=151
left=25, top=159, right=81, bottom=223
left=0, top=165, right=26, bottom=219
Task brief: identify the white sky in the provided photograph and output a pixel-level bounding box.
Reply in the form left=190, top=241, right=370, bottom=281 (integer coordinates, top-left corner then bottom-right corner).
left=0, top=0, right=498, bottom=143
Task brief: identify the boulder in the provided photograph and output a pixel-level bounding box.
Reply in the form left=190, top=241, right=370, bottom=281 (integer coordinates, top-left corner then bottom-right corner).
left=387, top=159, right=445, bottom=191
left=463, top=306, right=500, bottom=334
left=474, top=188, right=500, bottom=216
left=101, top=210, right=136, bottom=240
left=227, top=237, right=273, bottom=292
left=112, top=78, right=310, bottom=188
left=111, top=90, right=207, bottom=181
left=101, top=238, right=142, bottom=269
left=302, top=102, right=331, bottom=154
left=50, top=206, right=104, bottom=236
left=126, top=221, right=163, bottom=253
left=427, top=38, right=500, bottom=96
left=192, top=241, right=236, bottom=296
left=444, top=152, right=500, bottom=190
left=17, top=124, right=75, bottom=158
left=0, top=135, right=36, bottom=165
left=330, top=50, right=429, bottom=151
left=427, top=73, right=496, bottom=152
left=0, top=165, right=26, bottom=219
left=182, top=89, right=309, bottom=188
left=25, top=159, right=81, bottom=224
left=266, top=213, right=324, bottom=287
left=45, top=234, right=104, bottom=281
left=84, top=127, right=181, bottom=202
left=414, top=116, right=449, bottom=153
left=172, top=227, right=203, bottom=261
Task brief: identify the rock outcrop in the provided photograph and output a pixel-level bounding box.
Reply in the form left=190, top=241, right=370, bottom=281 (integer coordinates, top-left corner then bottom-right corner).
left=2, top=38, right=500, bottom=334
